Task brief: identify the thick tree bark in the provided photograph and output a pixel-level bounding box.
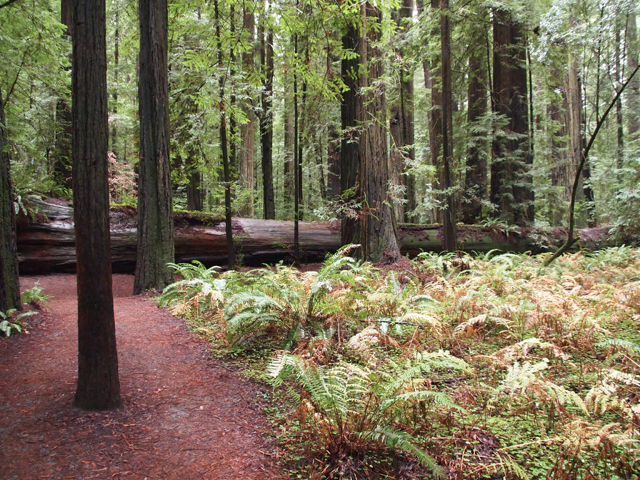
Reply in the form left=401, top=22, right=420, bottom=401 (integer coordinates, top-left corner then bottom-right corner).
left=358, top=4, right=400, bottom=263
left=0, top=91, right=21, bottom=313
left=135, top=0, right=174, bottom=294
left=71, top=0, right=120, bottom=409
left=238, top=2, right=256, bottom=217
left=259, top=18, right=275, bottom=220
left=461, top=6, right=488, bottom=224
left=340, top=22, right=361, bottom=246
left=389, top=0, right=415, bottom=223
left=491, top=9, right=533, bottom=226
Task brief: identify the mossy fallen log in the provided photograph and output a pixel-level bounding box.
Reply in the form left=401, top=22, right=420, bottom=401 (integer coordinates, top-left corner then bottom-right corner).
left=16, top=200, right=618, bottom=275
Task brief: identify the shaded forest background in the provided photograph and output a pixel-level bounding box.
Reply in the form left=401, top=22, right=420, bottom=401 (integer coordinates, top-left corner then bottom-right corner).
left=1, top=0, right=640, bottom=239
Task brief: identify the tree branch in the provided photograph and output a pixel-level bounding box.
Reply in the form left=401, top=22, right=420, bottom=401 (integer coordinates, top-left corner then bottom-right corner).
left=543, top=63, right=640, bottom=268
left=0, top=0, right=20, bottom=9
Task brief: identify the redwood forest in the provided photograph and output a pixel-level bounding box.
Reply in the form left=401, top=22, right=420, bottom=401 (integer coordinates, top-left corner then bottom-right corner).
left=1, top=0, right=640, bottom=478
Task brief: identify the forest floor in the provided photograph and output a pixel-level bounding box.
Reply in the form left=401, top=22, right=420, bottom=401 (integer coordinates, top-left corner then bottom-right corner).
left=0, top=274, right=285, bottom=480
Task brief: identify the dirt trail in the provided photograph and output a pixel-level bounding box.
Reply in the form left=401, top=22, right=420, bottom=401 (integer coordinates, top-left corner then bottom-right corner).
left=0, top=274, right=283, bottom=480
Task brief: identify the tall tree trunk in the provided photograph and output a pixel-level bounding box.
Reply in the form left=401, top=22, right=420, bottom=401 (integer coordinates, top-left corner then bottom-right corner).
left=358, top=4, right=400, bottom=263
left=428, top=0, right=443, bottom=225
left=239, top=3, right=256, bottom=217
left=340, top=22, right=361, bottom=246
left=135, top=0, right=174, bottom=294
left=616, top=26, right=624, bottom=175
left=461, top=6, right=488, bottom=224
left=389, top=0, right=415, bottom=223
left=71, top=0, right=120, bottom=409
left=283, top=93, right=294, bottom=216
left=0, top=91, right=21, bottom=313
left=259, top=17, right=275, bottom=219
left=215, top=0, right=235, bottom=269
left=440, top=0, right=456, bottom=250
left=54, top=0, right=73, bottom=189
left=490, top=8, right=533, bottom=226
left=111, top=6, right=119, bottom=157
left=186, top=149, right=202, bottom=211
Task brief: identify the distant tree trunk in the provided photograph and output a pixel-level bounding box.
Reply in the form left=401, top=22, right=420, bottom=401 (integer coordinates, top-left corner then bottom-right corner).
left=239, top=3, right=256, bottom=217
left=54, top=0, right=73, bottom=189
left=440, top=0, right=456, bottom=250
left=490, top=8, right=533, bottom=226
left=327, top=125, right=340, bottom=199
left=135, top=0, right=174, bottom=294
left=259, top=18, right=275, bottom=220
left=186, top=150, right=202, bottom=211
left=461, top=6, right=488, bottom=224
left=359, top=4, right=400, bottom=263
left=283, top=93, right=294, bottom=215
left=215, top=0, right=235, bottom=269
left=428, top=0, right=443, bottom=224
left=615, top=26, right=624, bottom=175
left=628, top=12, right=640, bottom=137
left=389, top=0, right=415, bottom=223
left=298, top=65, right=307, bottom=222
left=72, top=0, right=120, bottom=409
left=0, top=90, right=21, bottom=313
left=111, top=7, right=119, bottom=157
left=340, top=22, right=361, bottom=246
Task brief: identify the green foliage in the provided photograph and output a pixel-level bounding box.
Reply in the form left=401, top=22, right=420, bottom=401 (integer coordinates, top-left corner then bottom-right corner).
left=21, top=282, right=51, bottom=306
left=0, top=309, right=36, bottom=337
left=269, top=350, right=470, bottom=477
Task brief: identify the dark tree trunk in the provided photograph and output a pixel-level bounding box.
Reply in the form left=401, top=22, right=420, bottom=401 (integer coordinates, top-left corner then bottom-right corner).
left=340, top=22, right=361, bottom=246
left=111, top=7, right=119, bottom=157
left=0, top=91, right=21, bottom=313
left=440, top=0, right=456, bottom=251
left=54, top=0, right=73, bottom=189
left=389, top=0, right=415, bottom=224
left=359, top=4, right=400, bottom=263
left=186, top=150, right=202, bottom=211
left=428, top=0, right=443, bottom=224
left=259, top=19, right=275, bottom=220
left=461, top=6, right=488, bottom=224
left=71, top=0, right=120, bottom=409
left=490, top=9, right=533, bottom=226
left=215, top=0, right=235, bottom=269
left=283, top=93, right=294, bottom=215
left=239, top=2, right=256, bottom=217
left=135, top=0, right=174, bottom=294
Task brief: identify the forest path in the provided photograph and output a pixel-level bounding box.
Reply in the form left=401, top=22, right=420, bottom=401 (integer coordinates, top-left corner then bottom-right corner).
left=0, top=274, right=283, bottom=480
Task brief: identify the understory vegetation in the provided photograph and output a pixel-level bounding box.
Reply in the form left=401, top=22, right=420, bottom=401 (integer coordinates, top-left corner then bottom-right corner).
left=159, top=246, right=640, bottom=479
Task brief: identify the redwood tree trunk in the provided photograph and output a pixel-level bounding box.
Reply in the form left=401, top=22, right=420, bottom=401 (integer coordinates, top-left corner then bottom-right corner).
left=260, top=19, right=275, bottom=219
left=54, top=0, right=73, bottom=189
left=628, top=13, right=639, bottom=137
left=461, top=5, right=488, bottom=224
left=0, top=90, right=21, bottom=313
left=239, top=2, right=256, bottom=217
left=135, top=0, right=174, bottom=294
left=72, top=0, right=120, bottom=409
left=340, top=22, right=361, bottom=246
left=490, top=9, right=533, bottom=226
left=359, top=4, right=400, bottom=263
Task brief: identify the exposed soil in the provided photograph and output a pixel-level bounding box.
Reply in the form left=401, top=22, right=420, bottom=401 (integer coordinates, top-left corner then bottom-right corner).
left=0, top=274, right=284, bottom=480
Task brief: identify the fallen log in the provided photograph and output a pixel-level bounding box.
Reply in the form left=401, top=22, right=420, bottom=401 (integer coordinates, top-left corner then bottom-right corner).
left=17, top=200, right=618, bottom=275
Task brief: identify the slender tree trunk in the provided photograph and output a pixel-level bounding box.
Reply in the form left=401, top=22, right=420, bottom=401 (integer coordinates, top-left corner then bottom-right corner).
left=461, top=6, right=488, bottom=224
left=215, top=0, right=235, bottom=269
left=440, top=0, right=456, bottom=250
left=259, top=17, right=275, bottom=219
left=54, top=0, right=73, bottom=189
left=186, top=149, right=202, bottom=211
left=389, top=0, right=415, bottom=223
left=628, top=12, right=639, bottom=137
left=135, top=0, right=174, bottom=294
left=616, top=27, right=624, bottom=176
left=283, top=93, right=294, bottom=215
left=0, top=91, right=21, bottom=313
left=293, top=31, right=300, bottom=262
left=239, top=3, right=256, bottom=217
left=327, top=125, right=340, bottom=199
left=428, top=0, right=443, bottom=224
left=71, top=0, right=120, bottom=409
left=111, top=7, right=119, bottom=157
left=359, top=4, right=400, bottom=263
left=340, top=22, right=361, bottom=245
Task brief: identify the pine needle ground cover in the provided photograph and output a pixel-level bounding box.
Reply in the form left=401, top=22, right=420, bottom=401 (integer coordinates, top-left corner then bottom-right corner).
left=159, top=247, right=640, bottom=479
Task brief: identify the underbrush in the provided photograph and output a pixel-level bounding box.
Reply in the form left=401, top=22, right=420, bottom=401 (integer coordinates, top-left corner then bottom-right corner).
left=159, top=246, right=640, bottom=479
